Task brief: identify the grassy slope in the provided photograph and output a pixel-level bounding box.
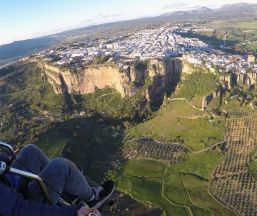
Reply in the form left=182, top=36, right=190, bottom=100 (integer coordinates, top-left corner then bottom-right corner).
left=129, top=100, right=224, bottom=151
left=0, top=62, right=63, bottom=145
left=116, top=87, right=232, bottom=215
left=183, top=174, right=236, bottom=216
left=77, top=84, right=152, bottom=120
left=164, top=150, right=222, bottom=208
left=116, top=149, right=236, bottom=216
left=116, top=159, right=189, bottom=215
left=175, top=70, right=219, bottom=108
left=0, top=62, right=63, bottom=112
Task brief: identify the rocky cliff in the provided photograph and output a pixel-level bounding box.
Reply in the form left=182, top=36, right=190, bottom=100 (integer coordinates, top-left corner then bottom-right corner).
left=220, top=72, right=257, bottom=89
left=39, top=63, right=133, bottom=97
left=38, top=58, right=182, bottom=108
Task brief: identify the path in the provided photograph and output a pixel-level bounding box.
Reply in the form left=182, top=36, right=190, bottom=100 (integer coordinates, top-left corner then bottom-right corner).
left=161, top=166, right=193, bottom=216
left=209, top=115, right=257, bottom=215
left=168, top=97, right=204, bottom=111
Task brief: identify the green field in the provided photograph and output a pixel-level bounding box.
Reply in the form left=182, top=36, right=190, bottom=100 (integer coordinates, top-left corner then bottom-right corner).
left=129, top=100, right=225, bottom=151
left=115, top=150, right=236, bottom=216
left=183, top=174, right=236, bottom=216
left=184, top=19, right=257, bottom=53
left=209, top=20, right=257, bottom=30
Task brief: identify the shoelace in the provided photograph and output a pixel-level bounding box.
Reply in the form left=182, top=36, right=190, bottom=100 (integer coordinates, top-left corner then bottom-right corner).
left=93, top=186, right=103, bottom=200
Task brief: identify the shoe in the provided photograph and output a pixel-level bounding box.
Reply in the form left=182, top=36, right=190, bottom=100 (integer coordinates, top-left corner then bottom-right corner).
left=87, top=180, right=115, bottom=209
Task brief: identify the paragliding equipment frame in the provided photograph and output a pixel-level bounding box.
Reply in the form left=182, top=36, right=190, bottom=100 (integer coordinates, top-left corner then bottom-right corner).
left=0, top=141, right=71, bottom=205
left=0, top=141, right=115, bottom=215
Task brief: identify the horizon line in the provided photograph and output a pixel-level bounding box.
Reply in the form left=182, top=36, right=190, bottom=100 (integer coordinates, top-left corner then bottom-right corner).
left=0, top=1, right=254, bottom=47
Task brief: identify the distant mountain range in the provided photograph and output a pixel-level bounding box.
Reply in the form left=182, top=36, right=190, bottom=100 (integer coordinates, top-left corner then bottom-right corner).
left=160, top=2, right=257, bottom=20
left=0, top=37, right=55, bottom=64
left=1, top=2, right=257, bottom=64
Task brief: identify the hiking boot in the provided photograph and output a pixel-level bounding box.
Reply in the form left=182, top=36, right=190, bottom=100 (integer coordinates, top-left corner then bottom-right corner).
left=87, top=180, right=115, bottom=209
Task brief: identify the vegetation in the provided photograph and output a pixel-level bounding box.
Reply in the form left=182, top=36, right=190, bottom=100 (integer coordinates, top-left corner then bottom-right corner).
left=183, top=174, right=236, bottom=216
left=113, top=149, right=236, bottom=216
left=179, top=19, right=257, bottom=54
left=92, top=55, right=111, bottom=64
left=1, top=56, right=255, bottom=216
left=0, top=62, right=63, bottom=113
left=248, top=119, right=257, bottom=181
left=35, top=116, right=124, bottom=182
left=75, top=86, right=152, bottom=121
left=0, top=62, right=64, bottom=145
left=176, top=71, right=218, bottom=101
left=128, top=100, right=225, bottom=151
left=135, top=60, right=149, bottom=71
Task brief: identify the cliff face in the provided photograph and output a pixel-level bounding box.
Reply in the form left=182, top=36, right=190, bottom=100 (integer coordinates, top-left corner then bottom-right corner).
left=146, top=58, right=182, bottom=108
left=237, top=72, right=257, bottom=86
left=39, top=63, right=133, bottom=97
left=38, top=58, right=182, bottom=107
left=181, top=62, right=195, bottom=75
left=220, top=72, right=257, bottom=89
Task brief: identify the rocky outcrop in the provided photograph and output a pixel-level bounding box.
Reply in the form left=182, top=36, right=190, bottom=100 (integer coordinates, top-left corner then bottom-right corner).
left=146, top=58, right=182, bottom=108
left=38, top=58, right=182, bottom=108
left=220, top=72, right=257, bottom=90
left=201, top=88, right=222, bottom=110
left=220, top=73, right=238, bottom=90
left=181, top=61, right=195, bottom=75
left=237, top=72, right=257, bottom=86
left=39, top=63, right=134, bottom=97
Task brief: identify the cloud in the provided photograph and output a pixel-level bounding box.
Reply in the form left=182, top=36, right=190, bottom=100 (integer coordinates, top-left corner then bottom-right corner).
left=97, top=13, right=123, bottom=18
left=161, top=3, right=201, bottom=11
left=162, top=3, right=189, bottom=9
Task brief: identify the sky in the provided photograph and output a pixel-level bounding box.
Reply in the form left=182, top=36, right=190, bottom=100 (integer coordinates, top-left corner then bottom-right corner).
left=0, top=0, right=257, bottom=45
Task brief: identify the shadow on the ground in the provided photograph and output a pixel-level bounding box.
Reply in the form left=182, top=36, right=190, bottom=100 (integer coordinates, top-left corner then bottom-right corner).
left=37, top=113, right=125, bottom=182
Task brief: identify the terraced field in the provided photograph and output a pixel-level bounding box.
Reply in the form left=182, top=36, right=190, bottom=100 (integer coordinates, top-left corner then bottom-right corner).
left=116, top=99, right=240, bottom=215
left=210, top=113, right=257, bottom=216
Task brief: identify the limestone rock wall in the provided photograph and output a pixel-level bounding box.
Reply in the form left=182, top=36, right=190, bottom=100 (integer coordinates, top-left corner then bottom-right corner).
left=146, top=58, right=182, bottom=108
left=181, top=61, right=195, bottom=75
left=39, top=63, right=133, bottom=97
left=237, top=72, right=257, bottom=86
left=220, top=72, right=257, bottom=89
left=38, top=58, right=182, bottom=107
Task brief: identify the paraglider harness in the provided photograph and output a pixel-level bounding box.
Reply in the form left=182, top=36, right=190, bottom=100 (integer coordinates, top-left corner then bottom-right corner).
left=0, top=141, right=81, bottom=206
left=0, top=141, right=115, bottom=216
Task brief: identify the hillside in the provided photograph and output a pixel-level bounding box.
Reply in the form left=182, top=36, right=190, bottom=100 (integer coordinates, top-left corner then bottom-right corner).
left=0, top=37, right=55, bottom=64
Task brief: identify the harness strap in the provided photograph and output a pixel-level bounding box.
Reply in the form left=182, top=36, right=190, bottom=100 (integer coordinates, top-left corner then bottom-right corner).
left=16, top=177, right=29, bottom=194
left=0, top=174, right=11, bottom=187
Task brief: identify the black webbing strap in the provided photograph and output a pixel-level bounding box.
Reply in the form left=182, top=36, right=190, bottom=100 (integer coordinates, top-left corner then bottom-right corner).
left=0, top=174, right=11, bottom=187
